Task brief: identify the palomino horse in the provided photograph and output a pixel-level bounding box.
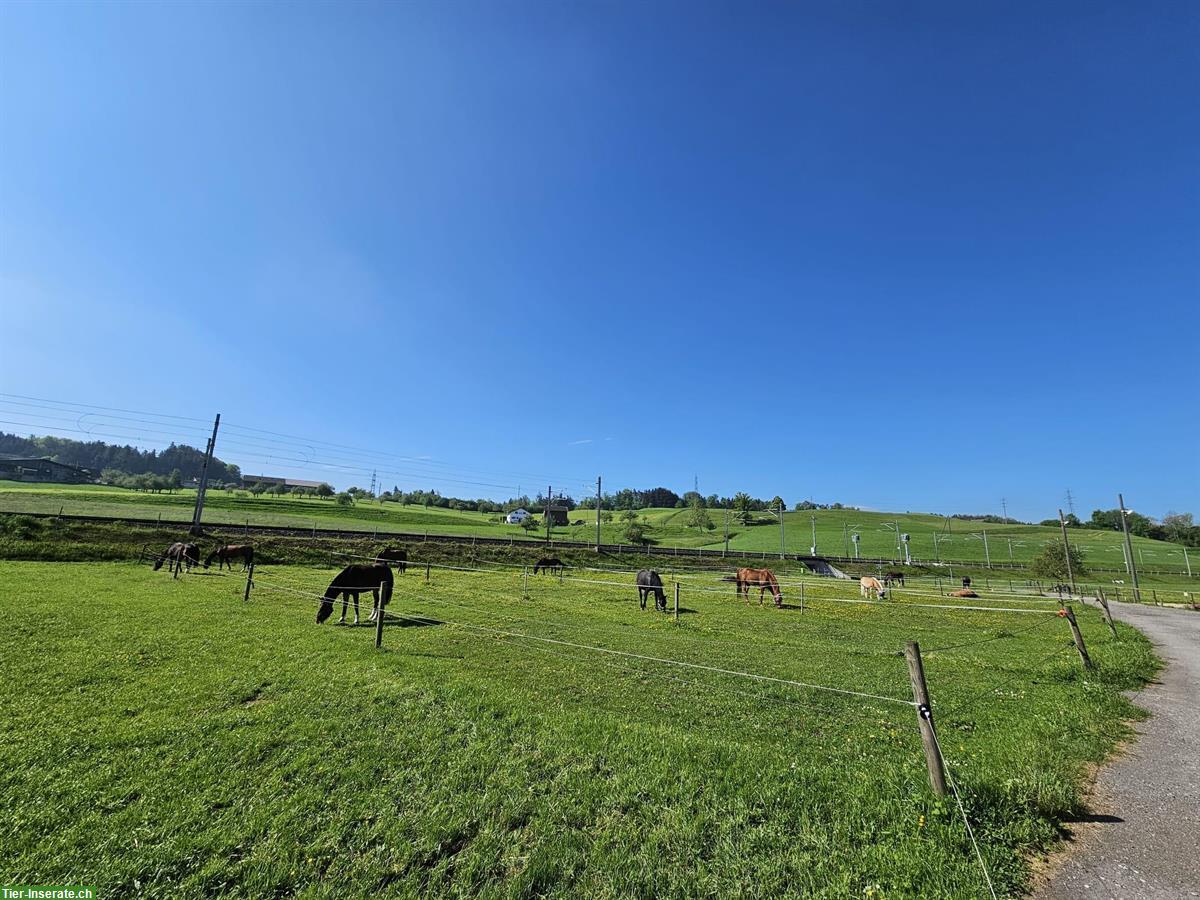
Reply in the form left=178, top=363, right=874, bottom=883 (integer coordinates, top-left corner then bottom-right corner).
left=317, top=564, right=394, bottom=626
left=533, top=557, right=564, bottom=575
left=374, top=547, right=408, bottom=574
left=860, top=576, right=887, bottom=600
left=153, top=542, right=200, bottom=578
left=637, top=569, right=667, bottom=611
left=736, top=568, right=783, bottom=607
left=205, top=544, right=254, bottom=571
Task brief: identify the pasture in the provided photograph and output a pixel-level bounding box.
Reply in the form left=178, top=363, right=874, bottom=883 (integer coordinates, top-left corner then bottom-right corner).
left=0, top=559, right=1157, bottom=897
left=0, top=481, right=1194, bottom=575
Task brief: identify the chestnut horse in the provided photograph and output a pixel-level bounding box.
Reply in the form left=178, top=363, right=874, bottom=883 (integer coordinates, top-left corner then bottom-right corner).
left=736, top=568, right=782, bottom=607
left=205, top=544, right=254, bottom=571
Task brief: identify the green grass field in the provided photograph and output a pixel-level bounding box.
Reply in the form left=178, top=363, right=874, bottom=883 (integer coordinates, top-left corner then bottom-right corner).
left=0, top=560, right=1158, bottom=897
left=1, top=480, right=1194, bottom=576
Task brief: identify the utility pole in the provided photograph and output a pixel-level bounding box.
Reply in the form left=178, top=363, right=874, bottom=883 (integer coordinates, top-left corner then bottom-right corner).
left=1118, top=493, right=1142, bottom=601
left=723, top=506, right=730, bottom=555
left=843, top=522, right=848, bottom=558
left=545, top=484, right=552, bottom=543
left=189, top=413, right=220, bottom=536
left=1183, top=546, right=1192, bottom=578
left=932, top=531, right=941, bottom=562
left=1065, top=488, right=1076, bottom=516
left=1058, top=508, right=1076, bottom=593
left=595, top=476, right=602, bottom=551
left=779, top=503, right=785, bottom=559
left=1001, top=497, right=1008, bottom=524
left=369, top=469, right=376, bottom=497
left=810, top=515, right=817, bottom=556
left=983, top=530, right=991, bottom=568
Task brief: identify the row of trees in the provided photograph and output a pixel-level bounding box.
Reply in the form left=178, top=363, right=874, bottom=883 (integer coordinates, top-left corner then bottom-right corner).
left=1039, top=510, right=1200, bottom=548
left=99, top=468, right=183, bottom=493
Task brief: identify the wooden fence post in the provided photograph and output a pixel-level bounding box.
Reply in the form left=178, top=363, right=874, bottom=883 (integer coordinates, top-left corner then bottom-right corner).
left=425, top=564, right=430, bottom=583
left=1063, top=606, right=1093, bottom=670
left=1096, top=592, right=1119, bottom=641
left=243, top=562, right=254, bottom=603
left=523, top=566, right=528, bottom=600
left=674, top=582, right=679, bottom=623
left=904, top=641, right=948, bottom=797
left=800, top=582, right=805, bottom=612
left=375, top=581, right=386, bottom=649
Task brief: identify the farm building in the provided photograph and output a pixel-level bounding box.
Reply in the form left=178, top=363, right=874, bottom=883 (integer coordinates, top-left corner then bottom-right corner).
left=505, top=508, right=531, bottom=524
left=545, top=502, right=571, bottom=527
left=242, top=474, right=326, bottom=490
left=0, top=457, right=94, bottom=484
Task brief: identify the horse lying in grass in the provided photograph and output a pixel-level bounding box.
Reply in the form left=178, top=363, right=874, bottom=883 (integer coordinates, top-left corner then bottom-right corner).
left=153, top=542, right=199, bottom=578
left=533, top=557, right=564, bottom=575
left=637, top=569, right=666, bottom=611
left=860, top=576, right=887, bottom=600
left=204, top=544, right=254, bottom=571
left=317, top=564, right=394, bottom=626
left=374, top=547, right=408, bottom=574
left=736, top=568, right=782, bottom=607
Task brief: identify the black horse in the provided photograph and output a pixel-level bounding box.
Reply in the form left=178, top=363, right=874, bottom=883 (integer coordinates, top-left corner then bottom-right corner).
left=883, top=571, right=905, bottom=587
left=205, top=544, right=254, bottom=571
left=533, top=557, right=564, bottom=575
left=317, top=564, right=394, bottom=626
left=637, top=569, right=667, bottom=611
left=154, top=542, right=199, bottom=578
left=374, top=547, right=408, bottom=574
left=962, top=576, right=972, bottom=589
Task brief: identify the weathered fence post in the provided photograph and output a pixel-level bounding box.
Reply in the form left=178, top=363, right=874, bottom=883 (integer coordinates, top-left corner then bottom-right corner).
left=904, top=641, right=948, bottom=797
left=425, top=563, right=430, bottom=583
left=800, top=582, right=805, bottom=612
left=243, top=562, right=254, bottom=603
left=1096, top=592, right=1119, bottom=640
left=1063, top=606, right=1093, bottom=670
left=375, top=581, right=386, bottom=649
left=674, top=582, right=680, bottom=623
left=523, top=566, right=529, bottom=600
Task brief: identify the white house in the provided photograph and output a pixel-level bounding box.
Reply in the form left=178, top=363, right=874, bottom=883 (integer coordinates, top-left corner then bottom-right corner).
left=505, top=508, right=531, bottom=525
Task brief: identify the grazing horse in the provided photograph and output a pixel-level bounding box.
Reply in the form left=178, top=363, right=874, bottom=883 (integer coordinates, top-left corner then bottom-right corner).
left=637, top=569, right=667, bottom=611
left=533, top=557, right=564, bottom=576
left=962, top=576, right=972, bottom=590
left=860, top=576, right=887, bottom=600
left=374, top=547, right=408, bottom=574
left=736, top=568, right=783, bottom=607
left=205, top=544, right=254, bottom=571
left=883, top=571, right=905, bottom=587
left=317, top=564, right=394, bottom=626
left=154, top=542, right=199, bottom=578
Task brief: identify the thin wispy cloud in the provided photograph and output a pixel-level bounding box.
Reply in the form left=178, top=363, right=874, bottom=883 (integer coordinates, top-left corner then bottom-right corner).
left=568, top=438, right=593, bottom=446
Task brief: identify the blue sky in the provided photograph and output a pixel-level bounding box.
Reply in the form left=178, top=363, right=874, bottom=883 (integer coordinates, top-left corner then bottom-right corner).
left=1, top=1, right=1197, bottom=520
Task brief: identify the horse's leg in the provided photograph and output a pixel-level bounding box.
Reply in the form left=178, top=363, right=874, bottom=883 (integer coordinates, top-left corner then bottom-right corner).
left=352, top=592, right=360, bottom=625
left=339, top=592, right=348, bottom=624
left=369, top=588, right=379, bottom=622
left=639, top=588, right=646, bottom=610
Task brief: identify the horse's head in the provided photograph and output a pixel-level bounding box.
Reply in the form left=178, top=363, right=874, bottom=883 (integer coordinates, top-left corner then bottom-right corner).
left=316, top=591, right=335, bottom=624
left=152, top=557, right=165, bottom=571
left=878, top=586, right=888, bottom=600
left=204, top=549, right=217, bottom=569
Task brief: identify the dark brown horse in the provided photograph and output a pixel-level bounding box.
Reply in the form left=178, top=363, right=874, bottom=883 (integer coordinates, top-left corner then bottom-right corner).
left=533, top=557, right=564, bottom=575
left=153, top=542, right=200, bottom=578
left=637, top=569, right=666, bottom=611
left=205, top=544, right=254, bottom=571
left=735, top=567, right=782, bottom=607
left=317, top=564, right=394, bottom=626
left=883, top=571, right=905, bottom=587
left=374, top=547, right=408, bottom=574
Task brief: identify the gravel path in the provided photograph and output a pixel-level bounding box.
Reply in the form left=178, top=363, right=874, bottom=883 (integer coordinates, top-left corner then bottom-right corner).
left=1035, top=601, right=1199, bottom=899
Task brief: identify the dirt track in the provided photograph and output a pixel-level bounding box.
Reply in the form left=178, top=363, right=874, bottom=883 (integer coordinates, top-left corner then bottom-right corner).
left=1035, top=602, right=1200, bottom=899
